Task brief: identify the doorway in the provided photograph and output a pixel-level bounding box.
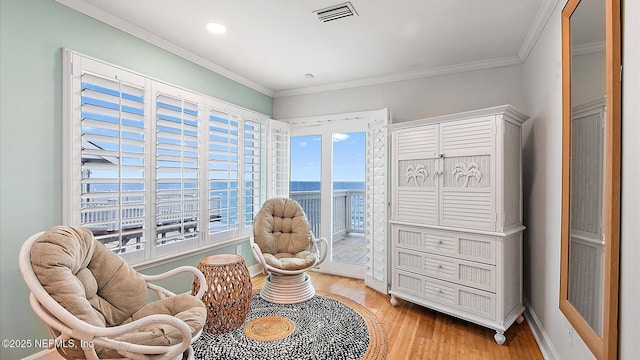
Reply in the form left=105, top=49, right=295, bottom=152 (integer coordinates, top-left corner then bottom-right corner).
left=290, top=127, right=366, bottom=278
left=275, top=108, right=388, bottom=291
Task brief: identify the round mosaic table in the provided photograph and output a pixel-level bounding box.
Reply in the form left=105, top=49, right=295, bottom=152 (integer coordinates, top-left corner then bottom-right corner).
left=192, top=254, right=252, bottom=334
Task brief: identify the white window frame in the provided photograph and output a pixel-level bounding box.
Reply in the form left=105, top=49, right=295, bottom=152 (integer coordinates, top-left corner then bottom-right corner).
left=63, top=49, right=270, bottom=266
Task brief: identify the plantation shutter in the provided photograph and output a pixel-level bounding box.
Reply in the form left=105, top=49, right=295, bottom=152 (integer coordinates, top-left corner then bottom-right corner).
left=365, top=109, right=389, bottom=294
left=208, top=107, right=240, bottom=237
left=243, top=118, right=267, bottom=231
left=66, top=50, right=272, bottom=264
left=268, top=119, right=291, bottom=198
left=78, top=69, right=147, bottom=255
left=154, top=90, right=200, bottom=246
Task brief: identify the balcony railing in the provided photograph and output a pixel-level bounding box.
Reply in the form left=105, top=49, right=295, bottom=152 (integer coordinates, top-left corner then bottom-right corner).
left=80, top=190, right=366, bottom=258
left=290, top=190, right=365, bottom=239
left=80, top=195, right=221, bottom=251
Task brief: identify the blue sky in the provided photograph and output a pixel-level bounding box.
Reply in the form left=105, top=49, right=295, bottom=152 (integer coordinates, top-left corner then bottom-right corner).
left=291, top=132, right=365, bottom=182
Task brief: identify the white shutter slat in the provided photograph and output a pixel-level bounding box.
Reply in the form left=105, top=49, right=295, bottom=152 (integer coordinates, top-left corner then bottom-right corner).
left=365, top=110, right=389, bottom=294
left=208, top=109, right=240, bottom=235
left=268, top=120, right=290, bottom=198
left=155, top=92, right=200, bottom=245
left=79, top=69, right=147, bottom=255
left=243, top=120, right=266, bottom=227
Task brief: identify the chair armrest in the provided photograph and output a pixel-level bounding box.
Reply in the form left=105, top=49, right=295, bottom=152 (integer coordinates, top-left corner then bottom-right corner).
left=311, top=236, right=329, bottom=265
left=250, top=241, right=269, bottom=275
left=141, top=266, right=207, bottom=300
left=29, top=293, right=192, bottom=360
left=92, top=313, right=192, bottom=360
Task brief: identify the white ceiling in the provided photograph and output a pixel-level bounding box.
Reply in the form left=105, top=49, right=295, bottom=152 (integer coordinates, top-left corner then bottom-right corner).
left=58, top=0, right=551, bottom=97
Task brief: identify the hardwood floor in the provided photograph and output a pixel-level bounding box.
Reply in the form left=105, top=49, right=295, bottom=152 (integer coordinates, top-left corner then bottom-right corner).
left=252, top=272, right=543, bottom=360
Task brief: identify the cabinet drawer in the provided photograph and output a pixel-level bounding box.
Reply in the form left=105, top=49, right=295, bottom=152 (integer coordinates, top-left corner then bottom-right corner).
left=394, top=248, right=496, bottom=292
left=393, top=225, right=496, bottom=265
left=393, top=269, right=496, bottom=320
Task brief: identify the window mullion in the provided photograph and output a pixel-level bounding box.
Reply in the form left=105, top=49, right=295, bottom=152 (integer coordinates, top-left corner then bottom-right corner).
left=198, top=101, right=208, bottom=244
left=118, top=79, right=124, bottom=253
left=145, top=82, right=155, bottom=260
left=238, top=115, right=244, bottom=234
left=180, top=97, right=185, bottom=236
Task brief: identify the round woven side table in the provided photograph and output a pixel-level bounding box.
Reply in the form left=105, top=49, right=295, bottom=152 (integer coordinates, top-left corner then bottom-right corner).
left=192, top=254, right=252, bottom=334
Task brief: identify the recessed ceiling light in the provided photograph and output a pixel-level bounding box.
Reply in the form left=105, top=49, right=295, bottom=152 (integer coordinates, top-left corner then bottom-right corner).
left=305, top=73, right=314, bottom=79
left=206, top=22, right=227, bottom=34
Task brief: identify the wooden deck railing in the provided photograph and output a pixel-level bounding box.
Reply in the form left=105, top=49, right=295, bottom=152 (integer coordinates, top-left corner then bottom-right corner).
left=81, top=195, right=220, bottom=250
left=290, top=190, right=364, bottom=240
left=81, top=191, right=365, bottom=250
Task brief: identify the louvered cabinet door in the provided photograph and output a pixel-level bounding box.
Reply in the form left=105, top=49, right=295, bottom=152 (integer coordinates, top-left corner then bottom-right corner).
left=439, top=116, right=496, bottom=231
left=393, top=125, right=439, bottom=225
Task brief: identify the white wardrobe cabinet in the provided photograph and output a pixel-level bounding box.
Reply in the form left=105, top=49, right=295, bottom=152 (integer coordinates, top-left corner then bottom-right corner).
left=388, top=105, right=528, bottom=345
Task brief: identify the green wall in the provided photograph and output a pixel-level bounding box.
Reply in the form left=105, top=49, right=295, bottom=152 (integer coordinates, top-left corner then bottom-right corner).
left=0, top=0, right=271, bottom=358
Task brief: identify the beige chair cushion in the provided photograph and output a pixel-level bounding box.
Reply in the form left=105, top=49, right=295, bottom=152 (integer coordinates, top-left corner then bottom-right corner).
left=31, top=226, right=205, bottom=359
left=100, top=294, right=206, bottom=359
left=262, top=251, right=317, bottom=271
left=254, top=198, right=312, bottom=256
left=31, top=226, right=148, bottom=328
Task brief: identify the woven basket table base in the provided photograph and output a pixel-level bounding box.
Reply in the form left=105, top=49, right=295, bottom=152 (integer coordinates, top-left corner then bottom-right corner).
left=192, top=254, right=252, bottom=334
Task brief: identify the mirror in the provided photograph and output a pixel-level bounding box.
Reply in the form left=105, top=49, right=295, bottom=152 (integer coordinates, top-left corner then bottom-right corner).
left=560, top=0, right=621, bottom=358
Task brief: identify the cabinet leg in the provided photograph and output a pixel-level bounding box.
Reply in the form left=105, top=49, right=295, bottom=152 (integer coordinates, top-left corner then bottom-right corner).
left=516, top=315, right=525, bottom=324
left=390, top=296, right=399, bottom=307
left=494, top=331, right=506, bottom=345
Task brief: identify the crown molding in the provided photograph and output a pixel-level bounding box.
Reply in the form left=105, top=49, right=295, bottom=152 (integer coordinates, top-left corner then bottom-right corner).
left=518, top=0, right=562, bottom=62
left=273, top=56, right=522, bottom=98
left=57, top=0, right=561, bottom=100
left=55, top=0, right=275, bottom=97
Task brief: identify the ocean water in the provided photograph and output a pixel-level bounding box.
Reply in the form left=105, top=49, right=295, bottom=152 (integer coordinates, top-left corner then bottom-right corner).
left=290, top=181, right=364, bottom=192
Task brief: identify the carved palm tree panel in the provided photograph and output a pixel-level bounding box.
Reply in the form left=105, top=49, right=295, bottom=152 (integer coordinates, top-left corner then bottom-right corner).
left=399, top=159, right=437, bottom=187
left=444, top=155, right=490, bottom=188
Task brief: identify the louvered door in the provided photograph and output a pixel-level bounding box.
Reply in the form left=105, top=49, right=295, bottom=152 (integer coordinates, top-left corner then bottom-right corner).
left=393, top=125, right=439, bottom=225
left=439, top=116, right=496, bottom=231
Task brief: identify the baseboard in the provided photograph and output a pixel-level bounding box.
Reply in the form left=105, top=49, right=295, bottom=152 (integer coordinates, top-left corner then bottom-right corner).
left=248, top=263, right=263, bottom=277
left=524, top=299, right=561, bottom=360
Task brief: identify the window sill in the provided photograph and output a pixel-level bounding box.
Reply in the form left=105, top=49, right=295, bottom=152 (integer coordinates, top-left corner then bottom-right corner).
left=133, top=235, right=251, bottom=271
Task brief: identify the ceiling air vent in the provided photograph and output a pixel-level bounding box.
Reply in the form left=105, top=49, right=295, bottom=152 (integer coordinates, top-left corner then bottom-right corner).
left=313, top=2, right=359, bottom=23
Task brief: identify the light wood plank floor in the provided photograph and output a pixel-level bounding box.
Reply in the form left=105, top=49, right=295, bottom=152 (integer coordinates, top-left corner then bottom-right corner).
left=252, top=272, right=543, bottom=360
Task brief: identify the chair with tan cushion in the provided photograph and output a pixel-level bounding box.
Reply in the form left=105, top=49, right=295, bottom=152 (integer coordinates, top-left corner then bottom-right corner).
left=250, top=198, right=328, bottom=304
left=19, top=226, right=207, bottom=360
